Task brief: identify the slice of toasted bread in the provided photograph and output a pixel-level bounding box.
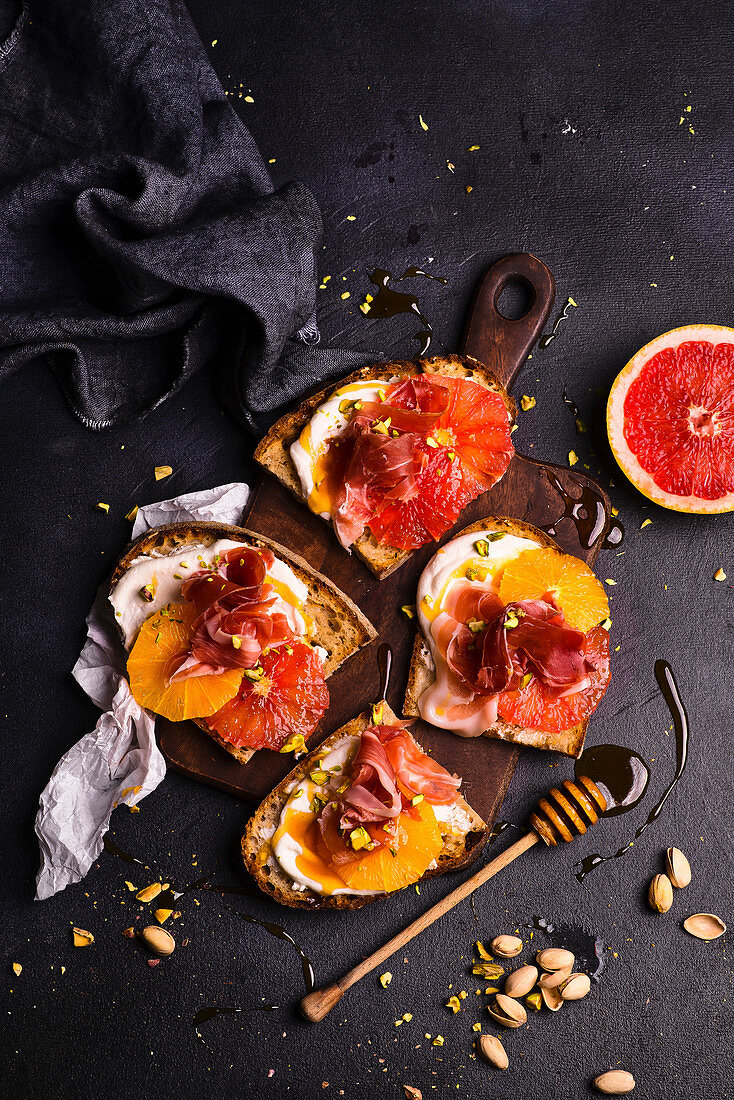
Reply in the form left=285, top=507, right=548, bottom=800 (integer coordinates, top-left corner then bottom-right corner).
left=241, top=701, right=488, bottom=910
left=254, top=354, right=516, bottom=580
left=110, top=522, right=377, bottom=764
left=403, top=517, right=592, bottom=758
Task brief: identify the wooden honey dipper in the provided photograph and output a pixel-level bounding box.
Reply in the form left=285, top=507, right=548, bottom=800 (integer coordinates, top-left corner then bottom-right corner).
left=299, top=775, right=607, bottom=1022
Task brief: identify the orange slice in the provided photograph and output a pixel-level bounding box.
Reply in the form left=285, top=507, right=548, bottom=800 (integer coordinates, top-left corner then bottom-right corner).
left=127, top=602, right=243, bottom=722
left=335, top=801, right=443, bottom=893
left=498, top=548, right=609, bottom=633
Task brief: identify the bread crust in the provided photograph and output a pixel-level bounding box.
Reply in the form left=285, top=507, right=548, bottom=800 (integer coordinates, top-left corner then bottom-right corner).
left=111, top=522, right=377, bottom=764
left=241, top=702, right=489, bottom=909
left=403, top=516, right=591, bottom=758
left=254, top=355, right=517, bottom=580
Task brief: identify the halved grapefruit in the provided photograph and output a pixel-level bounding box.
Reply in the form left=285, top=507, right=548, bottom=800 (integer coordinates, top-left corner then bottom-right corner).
left=206, top=642, right=329, bottom=751
left=127, top=603, right=243, bottom=722
left=607, top=325, right=734, bottom=513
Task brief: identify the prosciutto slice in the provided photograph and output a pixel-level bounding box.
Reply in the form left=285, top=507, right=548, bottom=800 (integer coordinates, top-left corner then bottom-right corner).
left=379, top=726, right=461, bottom=804
left=167, top=546, right=298, bottom=682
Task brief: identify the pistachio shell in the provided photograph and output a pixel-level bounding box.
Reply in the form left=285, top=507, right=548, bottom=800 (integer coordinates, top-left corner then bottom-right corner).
left=477, top=1034, right=508, bottom=1069
left=683, top=913, right=726, bottom=941
left=559, top=972, right=591, bottom=1001
left=504, top=964, right=538, bottom=998
left=648, top=873, right=673, bottom=913
left=139, top=925, right=175, bottom=956
left=135, top=882, right=162, bottom=903
left=540, top=983, right=563, bottom=1011
left=538, top=967, right=572, bottom=990
left=487, top=993, right=527, bottom=1028
left=536, top=947, right=574, bottom=972
left=490, top=934, right=523, bottom=958
left=593, top=1069, right=635, bottom=1093
left=666, top=847, right=691, bottom=889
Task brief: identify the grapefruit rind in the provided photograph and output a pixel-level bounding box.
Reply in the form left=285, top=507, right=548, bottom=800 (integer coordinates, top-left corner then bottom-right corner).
left=607, top=324, right=734, bottom=514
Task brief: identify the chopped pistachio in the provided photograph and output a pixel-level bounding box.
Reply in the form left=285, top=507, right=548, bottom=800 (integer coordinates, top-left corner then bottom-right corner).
left=411, top=794, right=424, bottom=806
left=465, top=185, right=473, bottom=194
left=139, top=583, right=156, bottom=603
left=605, top=578, right=617, bottom=586
left=520, top=672, right=533, bottom=689
left=468, top=144, right=480, bottom=151
left=446, top=996, right=461, bottom=1013
left=243, top=665, right=264, bottom=680
left=475, top=539, right=489, bottom=556
left=338, top=399, right=355, bottom=414
left=402, top=1012, right=413, bottom=1022
left=154, top=465, right=173, bottom=480
left=472, top=1022, right=482, bottom=1032
left=568, top=450, right=578, bottom=466
left=349, top=826, right=372, bottom=850
left=125, top=505, right=139, bottom=523
left=155, top=908, right=173, bottom=924
left=12, top=963, right=22, bottom=975
left=714, top=567, right=727, bottom=581
left=373, top=419, right=389, bottom=435
left=231, top=636, right=242, bottom=650
left=465, top=567, right=479, bottom=581
left=401, top=604, right=416, bottom=620
left=467, top=619, right=485, bottom=633
left=419, top=114, right=428, bottom=131
left=525, top=991, right=542, bottom=1011
left=487, top=531, right=506, bottom=542
left=95, top=502, right=110, bottom=513
left=475, top=941, right=492, bottom=961
left=520, top=394, right=536, bottom=411
left=340, top=291, right=350, bottom=300
left=425, top=436, right=438, bottom=448
left=379, top=972, right=393, bottom=988
left=280, top=733, right=307, bottom=754
left=640, top=518, right=652, bottom=529
left=422, top=594, right=433, bottom=608
left=600, top=617, right=612, bottom=630
left=575, top=418, right=587, bottom=433
left=72, top=927, right=94, bottom=947
left=459, top=990, right=468, bottom=999
left=471, top=961, right=504, bottom=980
left=504, top=613, right=519, bottom=630
left=309, top=769, right=328, bottom=785
left=371, top=702, right=384, bottom=723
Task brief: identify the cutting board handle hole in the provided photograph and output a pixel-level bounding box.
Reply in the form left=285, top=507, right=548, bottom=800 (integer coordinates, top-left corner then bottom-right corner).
left=494, top=276, right=535, bottom=321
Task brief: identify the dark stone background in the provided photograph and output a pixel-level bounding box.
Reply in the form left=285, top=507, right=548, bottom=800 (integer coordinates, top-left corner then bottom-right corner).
left=2, top=2, right=732, bottom=1098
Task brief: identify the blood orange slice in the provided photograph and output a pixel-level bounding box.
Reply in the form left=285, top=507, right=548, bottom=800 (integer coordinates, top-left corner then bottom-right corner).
left=607, top=325, right=734, bottom=513
left=127, top=603, right=243, bottom=722
left=497, top=625, right=611, bottom=732
left=206, top=642, right=329, bottom=751
left=498, top=548, right=609, bottom=633
left=330, top=800, right=443, bottom=893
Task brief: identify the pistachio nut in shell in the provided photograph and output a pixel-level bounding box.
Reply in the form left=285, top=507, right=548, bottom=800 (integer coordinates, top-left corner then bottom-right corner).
left=648, top=873, right=673, bottom=913
left=139, top=925, right=175, bottom=956
left=490, top=934, right=523, bottom=958
left=666, top=847, right=691, bottom=888
left=683, top=913, right=726, bottom=941
left=477, top=1034, right=509, bottom=1070
left=403, top=1088, right=422, bottom=1100
left=593, top=1069, right=636, bottom=1093
left=504, top=964, right=538, bottom=998
left=559, top=972, right=591, bottom=1001
left=488, top=993, right=526, bottom=1028
left=536, top=947, right=574, bottom=972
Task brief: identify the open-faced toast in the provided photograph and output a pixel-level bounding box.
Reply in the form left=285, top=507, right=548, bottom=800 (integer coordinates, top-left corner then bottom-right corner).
left=254, top=355, right=516, bottom=580
left=404, top=516, right=612, bottom=758
left=242, top=701, right=488, bottom=910
left=109, top=522, right=376, bottom=764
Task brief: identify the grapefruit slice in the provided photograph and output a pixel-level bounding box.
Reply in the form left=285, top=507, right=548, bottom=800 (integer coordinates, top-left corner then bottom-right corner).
left=497, top=625, right=611, bottom=732
left=127, top=603, right=243, bottom=722
left=607, top=325, right=734, bottom=513
left=206, top=642, right=329, bottom=750
left=330, top=801, right=444, bottom=893
left=498, top=548, right=609, bottom=633
left=367, top=376, right=514, bottom=549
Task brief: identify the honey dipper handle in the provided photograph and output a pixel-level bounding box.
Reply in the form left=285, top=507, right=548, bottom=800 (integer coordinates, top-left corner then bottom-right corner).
left=298, top=830, right=539, bottom=1022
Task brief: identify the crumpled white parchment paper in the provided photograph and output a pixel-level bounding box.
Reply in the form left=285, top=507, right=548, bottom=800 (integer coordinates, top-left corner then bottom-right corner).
left=34, top=481, right=251, bottom=900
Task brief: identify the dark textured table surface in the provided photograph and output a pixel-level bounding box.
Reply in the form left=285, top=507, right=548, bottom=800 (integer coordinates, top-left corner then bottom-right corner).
left=2, top=2, right=732, bottom=1098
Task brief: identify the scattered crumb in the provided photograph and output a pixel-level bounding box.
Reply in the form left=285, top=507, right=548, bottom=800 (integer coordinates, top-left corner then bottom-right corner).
left=95, top=502, right=110, bottom=513
left=568, top=451, right=578, bottom=466
left=154, top=465, right=172, bottom=481
left=520, top=395, right=536, bottom=411
left=418, top=114, right=428, bottom=131
left=465, top=185, right=473, bottom=194
left=340, top=291, right=350, bottom=300
left=346, top=215, right=356, bottom=221
left=640, top=518, right=652, bottom=529
left=446, top=161, right=455, bottom=172
left=714, top=567, right=727, bottom=581
left=12, top=963, right=21, bottom=976
left=244, top=95, right=254, bottom=103
left=605, top=578, right=617, bottom=586
left=468, top=144, right=480, bottom=151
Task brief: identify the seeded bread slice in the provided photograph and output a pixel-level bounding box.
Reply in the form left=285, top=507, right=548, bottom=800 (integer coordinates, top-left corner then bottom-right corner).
left=253, top=354, right=517, bottom=580
left=403, top=516, right=595, bottom=758
left=241, top=701, right=488, bottom=910
left=110, top=522, right=377, bottom=765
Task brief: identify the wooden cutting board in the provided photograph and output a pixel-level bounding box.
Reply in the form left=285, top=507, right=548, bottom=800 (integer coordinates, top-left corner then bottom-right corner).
left=159, top=253, right=613, bottom=824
